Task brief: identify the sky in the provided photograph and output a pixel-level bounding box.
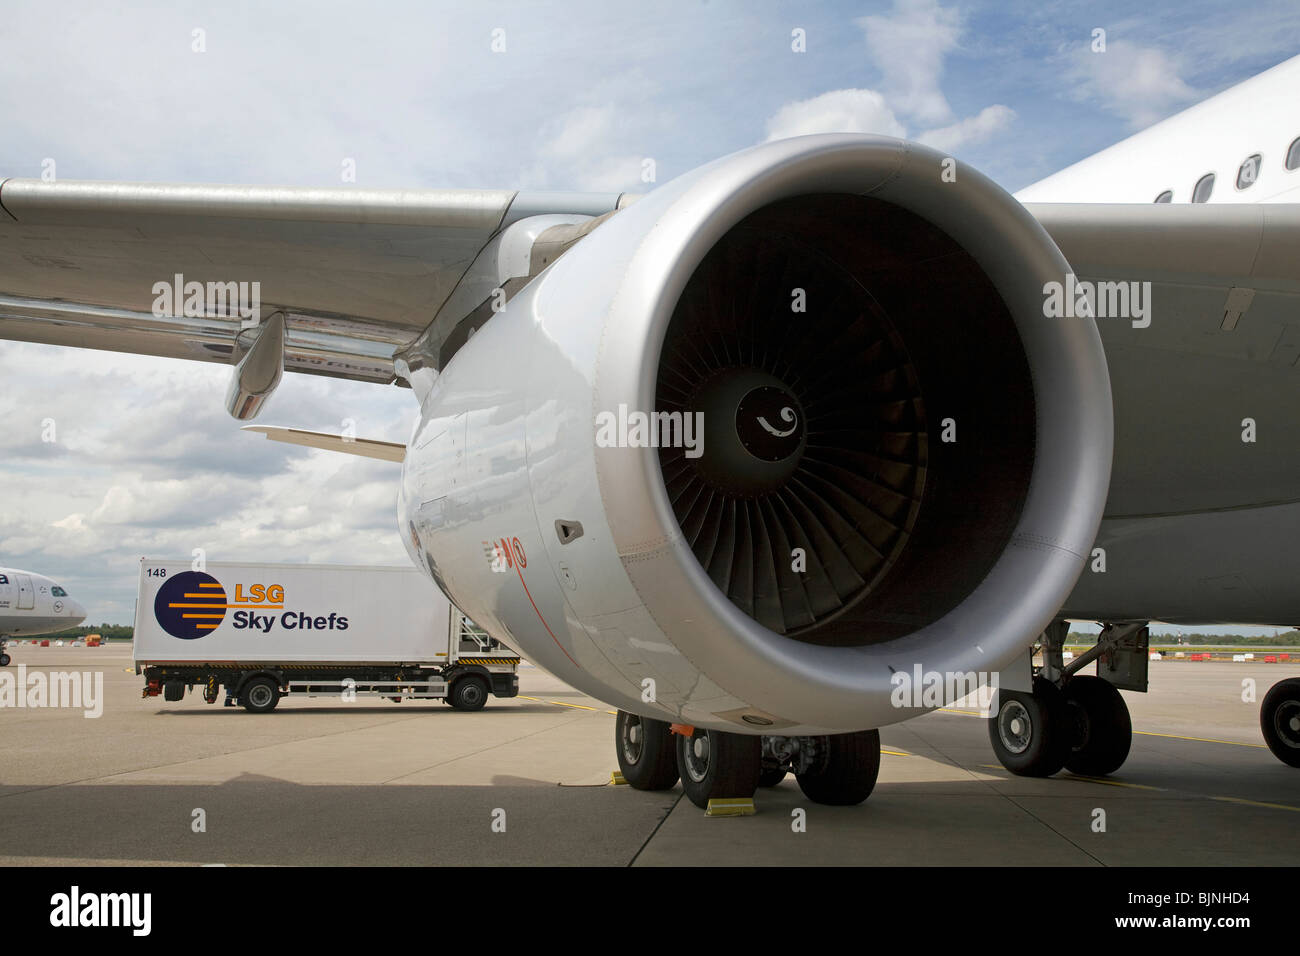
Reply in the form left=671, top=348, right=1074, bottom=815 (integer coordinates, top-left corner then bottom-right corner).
left=2, top=0, right=1299, bottom=629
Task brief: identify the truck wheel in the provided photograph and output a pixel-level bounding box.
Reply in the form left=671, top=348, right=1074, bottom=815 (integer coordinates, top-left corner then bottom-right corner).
left=615, top=711, right=679, bottom=790
left=241, top=676, right=281, bottom=713
left=163, top=681, right=185, bottom=702
left=450, top=676, right=488, bottom=712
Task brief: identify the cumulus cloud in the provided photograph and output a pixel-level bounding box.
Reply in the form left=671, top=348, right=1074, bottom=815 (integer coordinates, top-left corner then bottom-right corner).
left=763, top=2, right=1012, bottom=155
left=917, top=104, right=1017, bottom=152
left=763, top=89, right=906, bottom=141
left=0, top=342, right=413, bottom=622
left=856, top=0, right=963, bottom=126
left=1065, top=40, right=1199, bottom=128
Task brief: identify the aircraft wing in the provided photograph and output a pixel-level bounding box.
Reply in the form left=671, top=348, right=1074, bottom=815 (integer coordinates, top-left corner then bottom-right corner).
left=2, top=178, right=1298, bottom=391
left=1027, top=202, right=1300, bottom=360
left=0, top=178, right=625, bottom=384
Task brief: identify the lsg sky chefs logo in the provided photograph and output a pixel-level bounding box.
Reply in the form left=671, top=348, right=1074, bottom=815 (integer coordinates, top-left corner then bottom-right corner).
left=153, top=570, right=348, bottom=638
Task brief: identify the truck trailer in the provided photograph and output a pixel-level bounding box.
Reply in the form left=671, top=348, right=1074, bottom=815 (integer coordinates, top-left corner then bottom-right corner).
left=134, top=559, right=519, bottom=712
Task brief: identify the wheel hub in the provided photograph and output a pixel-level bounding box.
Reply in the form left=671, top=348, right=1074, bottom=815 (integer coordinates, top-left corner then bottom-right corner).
left=998, top=700, right=1033, bottom=755
left=621, top=715, right=645, bottom=765
left=683, top=732, right=711, bottom=783
left=1276, top=701, right=1300, bottom=747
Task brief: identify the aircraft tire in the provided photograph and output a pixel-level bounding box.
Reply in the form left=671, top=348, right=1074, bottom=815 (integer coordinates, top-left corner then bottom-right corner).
left=615, top=711, right=679, bottom=790
left=795, top=729, right=880, bottom=805
left=0, top=653, right=10, bottom=667
left=1063, top=675, right=1132, bottom=776
left=676, top=727, right=761, bottom=809
left=1260, top=677, right=1300, bottom=768
left=759, top=766, right=788, bottom=787
left=989, top=676, right=1071, bottom=776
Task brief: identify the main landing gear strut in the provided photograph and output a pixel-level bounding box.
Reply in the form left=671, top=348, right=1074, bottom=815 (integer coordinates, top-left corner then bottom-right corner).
left=989, top=620, right=1141, bottom=777
left=615, top=710, right=881, bottom=808
left=989, top=621, right=1300, bottom=774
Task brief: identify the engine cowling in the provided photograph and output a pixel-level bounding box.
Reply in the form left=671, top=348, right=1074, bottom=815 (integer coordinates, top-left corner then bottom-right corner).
left=401, top=134, right=1112, bottom=735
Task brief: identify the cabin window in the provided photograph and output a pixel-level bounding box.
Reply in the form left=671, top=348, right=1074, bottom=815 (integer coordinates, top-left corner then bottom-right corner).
left=1236, top=154, right=1262, bottom=189
left=1191, top=173, right=1215, bottom=203
left=1287, top=136, right=1300, bottom=171
left=1153, top=190, right=1173, bottom=203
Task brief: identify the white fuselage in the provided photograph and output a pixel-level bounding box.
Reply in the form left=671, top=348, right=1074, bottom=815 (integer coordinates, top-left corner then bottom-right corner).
left=0, top=567, right=87, bottom=638
left=1016, top=54, right=1300, bottom=205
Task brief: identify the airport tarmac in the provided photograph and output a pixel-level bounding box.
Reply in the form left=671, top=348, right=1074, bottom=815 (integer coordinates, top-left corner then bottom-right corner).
left=0, top=644, right=1296, bottom=866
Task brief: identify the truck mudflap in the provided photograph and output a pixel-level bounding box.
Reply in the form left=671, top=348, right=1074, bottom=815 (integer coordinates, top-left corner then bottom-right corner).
left=491, top=673, right=519, bottom=699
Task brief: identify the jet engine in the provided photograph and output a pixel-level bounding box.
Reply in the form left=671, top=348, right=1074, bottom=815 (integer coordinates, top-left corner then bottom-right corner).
left=400, top=134, right=1112, bottom=736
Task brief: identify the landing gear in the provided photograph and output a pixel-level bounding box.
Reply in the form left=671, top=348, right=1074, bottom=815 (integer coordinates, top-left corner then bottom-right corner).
left=614, top=711, right=679, bottom=790
left=759, top=766, right=787, bottom=787
left=794, top=730, right=881, bottom=805
left=675, top=727, right=761, bottom=809
left=759, top=730, right=882, bottom=804
left=989, top=621, right=1140, bottom=778
left=1064, top=675, right=1132, bottom=775
left=1260, top=677, right=1300, bottom=768
left=989, top=676, right=1073, bottom=776
left=0, top=639, right=9, bottom=667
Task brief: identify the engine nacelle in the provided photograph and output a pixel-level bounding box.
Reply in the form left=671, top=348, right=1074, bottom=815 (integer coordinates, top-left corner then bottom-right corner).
left=399, top=134, right=1112, bottom=735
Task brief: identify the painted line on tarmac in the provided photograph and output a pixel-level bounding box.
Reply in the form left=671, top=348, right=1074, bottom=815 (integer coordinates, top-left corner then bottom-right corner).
left=516, top=695, right=605, bottom=713
left=979, top=765, right=1165, bottom=792
left=1209, top=795, right=1300, bottom=813
left=980, top=764, right=1299, bottom=812
left=1133, top=730, right=1267, bottom=749
left=1063, top=773, right=1166, bottom=791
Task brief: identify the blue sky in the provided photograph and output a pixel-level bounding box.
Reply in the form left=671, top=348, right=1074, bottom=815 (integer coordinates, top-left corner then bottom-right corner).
left=3, top=1, right=1299, bottom=192
left=1, top=0, right=1298, bottom=629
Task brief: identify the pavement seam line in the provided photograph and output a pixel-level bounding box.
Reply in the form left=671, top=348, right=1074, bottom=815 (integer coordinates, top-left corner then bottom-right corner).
left=628, top=791, right=684, bottom=867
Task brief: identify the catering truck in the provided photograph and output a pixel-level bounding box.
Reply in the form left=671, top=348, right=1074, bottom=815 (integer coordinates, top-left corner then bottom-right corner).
left=133, top=559, right=519, bottom=712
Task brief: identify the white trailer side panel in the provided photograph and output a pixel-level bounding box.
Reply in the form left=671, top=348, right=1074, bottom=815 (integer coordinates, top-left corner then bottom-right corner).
left=133, top=560, right=449, bottom=665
